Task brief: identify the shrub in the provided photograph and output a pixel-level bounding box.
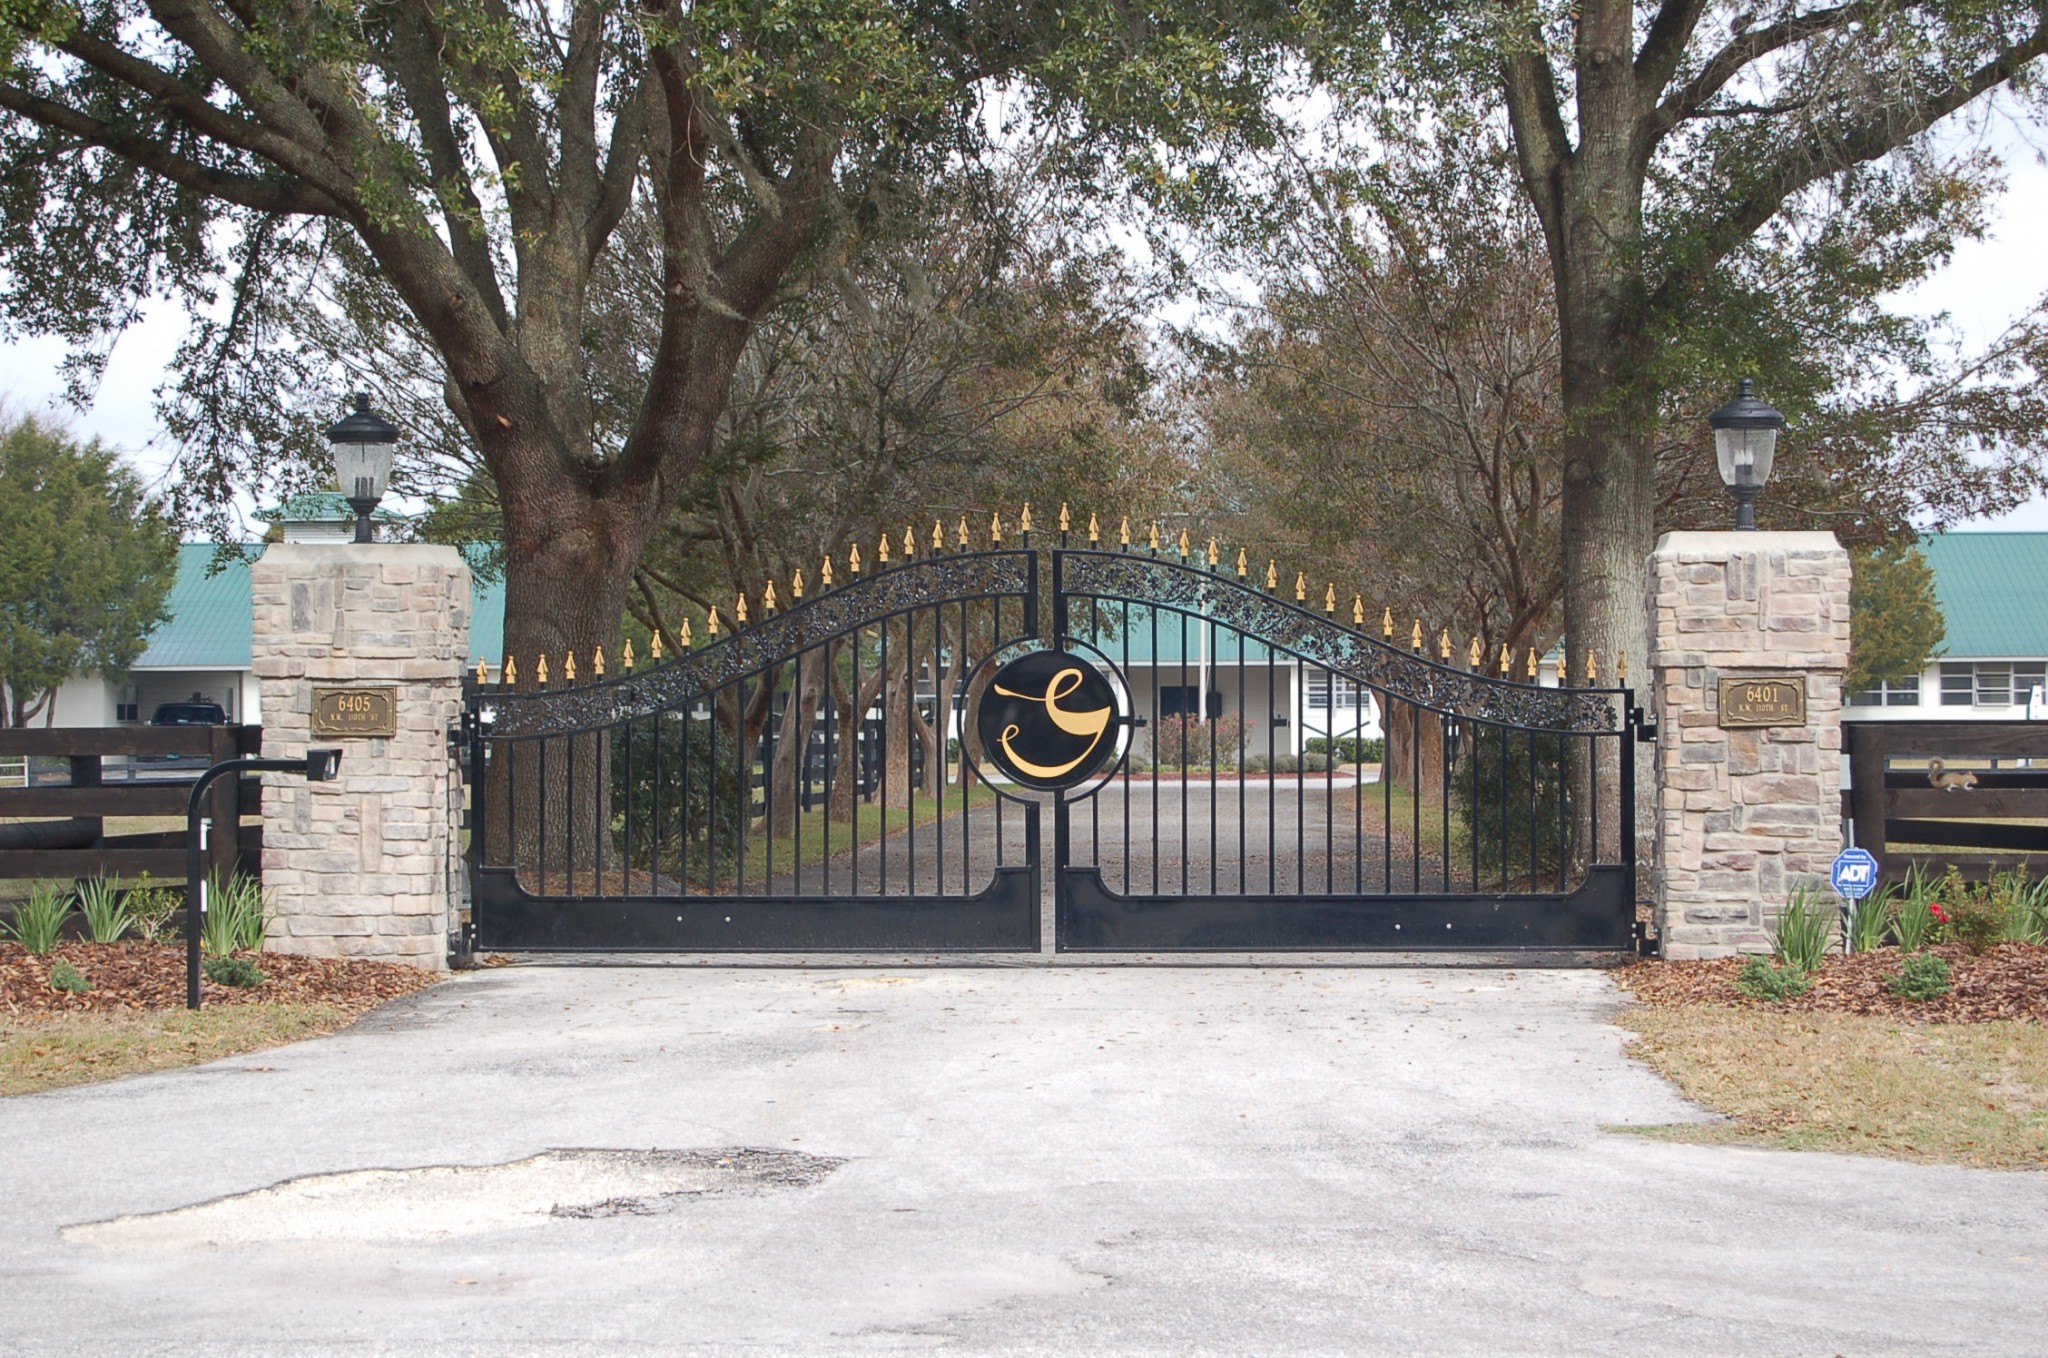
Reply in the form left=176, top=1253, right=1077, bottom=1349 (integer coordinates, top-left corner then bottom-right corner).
left=1124, top=755, right=1150, bottom=775
left=1892, top=863, right=1940, bottom=952
left=1450, top=725, right=1566, bottom=883
left=202, top=955, right=266, bottom=988
left=1735, top=957, right=1811, bottom=1002
left=2006, top=871, right=2048, bottom=945
left=608, top=717, right=749, bottom=887
left=1242, top=754, right=1269, bottom=774
left=1305, top=735, right=1385, bottom=765
left=1769, top=884, right=1834, bottom=973
left=1148, top=713, right=1246, bottom=769
left=76, top=873, right=133, bottom=943
left=4, top=882, right=73, bottom=954
left=1845, top=883, right=1895, bottom=954
left=125, top=873, right=181, bottom=944
left=1270, top=754, right=1300, bottom=775
left=1887, top=952, right=1952, bottom=1002
left=1934, top=866, right=2007, bottom=955
left=48, top=960, right=90, bottom=994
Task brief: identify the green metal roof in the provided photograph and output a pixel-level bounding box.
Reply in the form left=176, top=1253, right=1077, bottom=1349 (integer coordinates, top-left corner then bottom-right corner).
left=134, top=545, right=254, bottom=669
left=136, top=544, right=505, bottom=671
left=257, top=490, right=404, bottom=524
left=1917, top=531, right=2048, bottom=659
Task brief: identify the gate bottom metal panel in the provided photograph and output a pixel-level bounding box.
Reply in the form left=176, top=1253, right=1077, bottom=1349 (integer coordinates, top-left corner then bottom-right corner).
left=1056, top=863, right=1634, bottom=952
left=475, top=865, right=1039, bottom=952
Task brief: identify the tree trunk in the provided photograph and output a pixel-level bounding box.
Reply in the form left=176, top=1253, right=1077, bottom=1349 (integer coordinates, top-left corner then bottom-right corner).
left=764, top=649, right=823, bottom=838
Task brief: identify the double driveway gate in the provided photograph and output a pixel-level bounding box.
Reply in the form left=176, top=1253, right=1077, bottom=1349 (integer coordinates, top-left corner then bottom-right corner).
left=464, top=533, right=1644, bottom=955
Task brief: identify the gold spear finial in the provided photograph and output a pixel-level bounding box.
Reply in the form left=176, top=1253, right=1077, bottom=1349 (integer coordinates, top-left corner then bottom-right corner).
left=1587, top=651, right=1599, bottom=683
left=1294, top=570, right=1307, bottom=602
left=1147, top=520, right=1160, bottom=551
left=564, top=650, right=577, bottom=682
left=821, top=555, right=834, bottom=588
left=1353, top=594, right=1365, bottom=626
left=1557, top=644, right=1567, bottom=684
left=1177, top=528, right=1190, bottom=558
left=537, top=653, right=550, bottom=686
left=902, top=526, right=916, bottom=558
left=792, top=569, right=805, bottom=600
left=593, top=646, right=605, bottom=678
left=623, top=638, right=636, bottom=671
left=1088, top=511, right=1100, bottom=544
left=1438, top=628, right=1451, bottom=661
left=707, top=608, right=722, bottom=638
left=1236, top=547, right=1249, bottom=578
left=990, top=511, right=1003, bottom=544
left=735, top=592, right=749, bottom=625
left=851, top=543, right=864, bottom=575
left=1208, top=537, right=1220, bottom=566
left=878, top=533, right=891, bottom=565
left=650, top=630, right=664, bottom=660
left=953, top=515, right=966, bottom=549
left=1119, top=516, right=1131, bottom=547
left=1324, top=582, right=1337, bottom=614
left=763, top=579, right=778, bottom=612
left=1382, top=607, right=1394, bottom=640
left=1410, top=620, right=1423, bottom=651
left=505, top=655, right=518, bottom=686
left=677, top=618, right=689, bottom=648
left=1499, top=643, right=1511, bottom=677
left=1019, top=502, right=1033, bottom=533
left=1469, top=636, right=1482, bottom=670
left=1059, top=502, right=1072, bottom=533
left=475, top=658, right=489, bottom=685
left=1618, top=652, right=1628, bottom=685
left=1266, top=559, right=1279, bottom=590
left=1527, top=647, right=1538, bottom=680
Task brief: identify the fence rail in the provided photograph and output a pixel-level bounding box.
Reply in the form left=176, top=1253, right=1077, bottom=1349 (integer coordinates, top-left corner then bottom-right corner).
left=0, top=726, right=262, bottom=883
left=1845, top=721, right=2048, bottom=883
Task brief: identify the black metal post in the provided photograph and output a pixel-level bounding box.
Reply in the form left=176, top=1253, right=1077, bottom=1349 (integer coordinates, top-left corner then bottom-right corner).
left=1730, top=480, right=1760, bottom=531
left=187, top=752, right=342, bottom=1009
left=347, top=496, right=377, bottom=543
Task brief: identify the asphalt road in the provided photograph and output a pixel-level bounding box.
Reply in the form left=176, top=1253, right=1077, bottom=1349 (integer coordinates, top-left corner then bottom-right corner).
left=2, top=964, right=2042, bottom=1356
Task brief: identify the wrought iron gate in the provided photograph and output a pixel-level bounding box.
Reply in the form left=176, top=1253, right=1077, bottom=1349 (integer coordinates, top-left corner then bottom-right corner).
left=464, top=519, right=1641, bottom=954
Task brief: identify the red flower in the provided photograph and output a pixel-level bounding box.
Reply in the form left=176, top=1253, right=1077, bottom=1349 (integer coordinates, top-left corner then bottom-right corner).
left=1929, top=903, right=1949, bottom=923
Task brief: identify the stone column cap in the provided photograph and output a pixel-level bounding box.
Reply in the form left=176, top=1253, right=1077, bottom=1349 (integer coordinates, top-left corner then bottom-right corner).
left=1652, top=530, right=1842, bottom=555
left=257, top=542, right=470, bottom=567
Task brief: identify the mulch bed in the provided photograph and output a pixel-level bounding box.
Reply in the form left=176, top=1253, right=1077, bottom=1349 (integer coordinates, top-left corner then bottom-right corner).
left=1617, top=942, right=2048, bottom=1024
left=0, top=941, right=442, bottom=1018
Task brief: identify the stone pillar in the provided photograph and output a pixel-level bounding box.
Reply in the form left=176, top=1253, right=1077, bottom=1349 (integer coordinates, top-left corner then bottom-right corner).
left=251, top=544, right=470, bottom=968
left=1648, top=531, right=1851, bottom=958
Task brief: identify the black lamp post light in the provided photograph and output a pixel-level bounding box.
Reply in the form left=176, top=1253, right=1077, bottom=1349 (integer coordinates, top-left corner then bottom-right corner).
left=1708, top=378, right=1784, bottom=531
left=326, top=392, right=400, bottom=543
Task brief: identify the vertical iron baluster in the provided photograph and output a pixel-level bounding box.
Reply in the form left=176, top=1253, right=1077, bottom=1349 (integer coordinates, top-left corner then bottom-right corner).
left=1239, top=625, right=1247, bottom=896
left=764, top=673, right=777, bottom=894
left=1150, top=604, right=1159, bottom=895
left=1356, top=687, right=1366, bottom=896
left=1208, top=597, right=1218, bottom=898
left=908, top=610, right=919, bottom=895
left=566, top=728, right=577, bottom=895
left=1527, top=723, right=1539, bottom=893
left=537, top=734, right=548, bottom=898
left=1556, top=731, right=1568, bottom=892
left=1440, top=713, right=1451, bottom=895
left=1409, top=702, right=1420, bottom=894
left=960, top=595, right=970, bottom=896
left=1325, top=666, right=1335, bottom=896
left=1123, top=598, right=1132, bottom=896
left=621, top=712, right=633, bottom=895
left=1497, top=721, right=1509, bottom=894
left=1469, top=718, right=1480, bottom=894
left=1090, top=595, right=1101, bottom=875
left=1295, top=664, right=1306, bottom=899
left=990, top=598, right=1002, bottom=870
left=879, top=622, right=889, bottom=898
left=1590, top=720, right=1603, bottom=869
left=1267, top=647, right=1276, bottom=895
left=1180, top=605, right=1189, bottom=896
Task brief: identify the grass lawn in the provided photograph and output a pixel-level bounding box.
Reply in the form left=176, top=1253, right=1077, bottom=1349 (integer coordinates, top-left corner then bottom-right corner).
left=738, top=781, right=999, bottom=882
left=1, top=1004, right=354, bottom=1097
left=1613, top=1005, right=2048, bottom=1169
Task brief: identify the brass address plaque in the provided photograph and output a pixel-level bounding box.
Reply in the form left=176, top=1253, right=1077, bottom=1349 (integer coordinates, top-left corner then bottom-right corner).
left=312, top=686, right=398, bottom=738
left=1717, top=676, right=1807, bottom=729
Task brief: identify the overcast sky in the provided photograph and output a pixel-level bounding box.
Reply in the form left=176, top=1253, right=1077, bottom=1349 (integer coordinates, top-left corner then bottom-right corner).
left=5, top=116, right=2048, bottom=534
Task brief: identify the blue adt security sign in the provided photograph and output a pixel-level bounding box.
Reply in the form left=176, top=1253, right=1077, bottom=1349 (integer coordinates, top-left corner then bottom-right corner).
left=1831, top=847, right=1880, bottom=900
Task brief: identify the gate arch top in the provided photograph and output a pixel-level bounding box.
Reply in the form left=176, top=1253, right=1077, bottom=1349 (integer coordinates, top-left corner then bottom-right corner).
left=1056, top=550, right=1620, bottom=733
left=484, top=549, right=1035, bottom=738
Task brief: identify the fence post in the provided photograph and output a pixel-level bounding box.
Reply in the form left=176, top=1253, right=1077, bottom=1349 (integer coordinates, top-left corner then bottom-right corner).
left=1647, top=531, right=1852, bottom=957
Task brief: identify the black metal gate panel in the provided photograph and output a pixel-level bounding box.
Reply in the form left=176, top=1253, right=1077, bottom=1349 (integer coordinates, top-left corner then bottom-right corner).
left=1047, top=549, right=1640, bottom=952
left=466, top=549, right=1042, bottom=952
left=464, top=526, right=1641, bottom=955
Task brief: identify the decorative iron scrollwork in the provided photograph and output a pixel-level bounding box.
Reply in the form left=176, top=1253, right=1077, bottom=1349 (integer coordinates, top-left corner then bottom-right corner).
left=485, top=551, right=1035, bottom=738
left=1057, top=552, right=1621, bottom=732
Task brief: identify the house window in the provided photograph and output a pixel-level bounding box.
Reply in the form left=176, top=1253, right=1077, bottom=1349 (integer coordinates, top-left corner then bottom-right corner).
left=1938, top=662, right=2046, bottom=707
left=1307, top=676, right=1365, bottom=710
left=1850, top=676, right=1920, bottom=708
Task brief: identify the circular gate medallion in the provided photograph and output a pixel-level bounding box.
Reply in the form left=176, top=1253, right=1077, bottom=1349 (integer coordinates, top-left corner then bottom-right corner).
left=974, top=649, right=1121, bottom=791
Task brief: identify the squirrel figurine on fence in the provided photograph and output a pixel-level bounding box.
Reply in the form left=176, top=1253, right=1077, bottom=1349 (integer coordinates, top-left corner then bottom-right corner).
left=1926, top=758, right=1979, bottom=792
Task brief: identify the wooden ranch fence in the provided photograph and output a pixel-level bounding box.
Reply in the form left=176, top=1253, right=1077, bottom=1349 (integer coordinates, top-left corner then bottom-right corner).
left=0, top=726, right=262, bottom=886
left=1845, top=721, right=2048, bottom=883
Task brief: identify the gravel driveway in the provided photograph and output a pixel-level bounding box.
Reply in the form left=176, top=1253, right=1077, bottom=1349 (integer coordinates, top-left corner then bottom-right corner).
left=1, top=964, right=2041, bottom=1356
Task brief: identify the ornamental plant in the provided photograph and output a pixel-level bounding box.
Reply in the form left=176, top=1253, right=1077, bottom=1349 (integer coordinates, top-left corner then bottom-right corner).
left=48, top=960, right=90, bottom=994
left=1934, top=867, right=2006, bottom=955
left=1892, top=863, right=1941, bottom=952
left=1769, top=885, right=1834, bottom=974
left=3, top=882, right=72, bottom=954
left=76, top=874, right=133, bottom=943
left=1736, top=957, right=1811, bottom=1003
left=1887, top=953, right=1952, bottom=1002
